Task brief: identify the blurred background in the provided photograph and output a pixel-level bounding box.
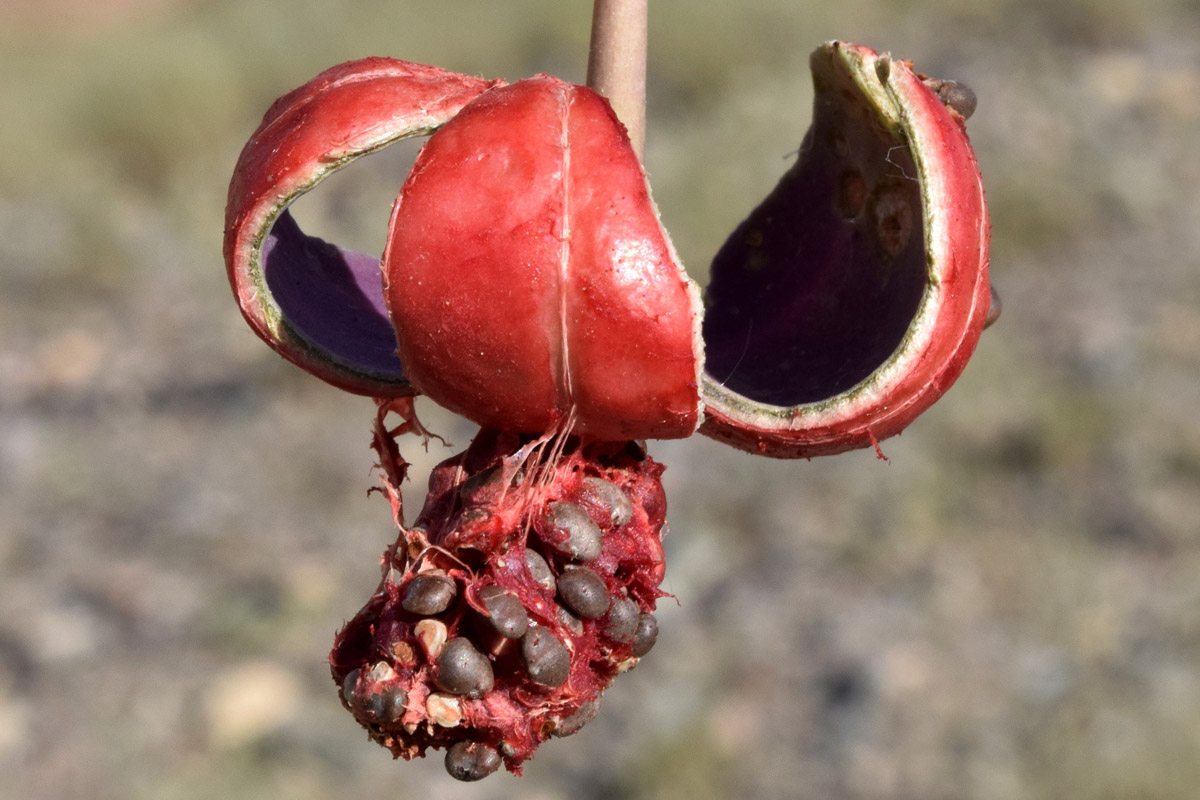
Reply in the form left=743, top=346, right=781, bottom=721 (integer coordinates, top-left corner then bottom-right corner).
left=2, top=0, right=1199, bottom=797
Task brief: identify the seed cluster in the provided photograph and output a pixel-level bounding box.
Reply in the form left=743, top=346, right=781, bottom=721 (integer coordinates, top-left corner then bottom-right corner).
left=330, top=430, right=669, bottom=779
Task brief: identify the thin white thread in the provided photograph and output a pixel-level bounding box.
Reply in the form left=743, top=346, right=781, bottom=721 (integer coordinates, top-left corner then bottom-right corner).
left=885, top=145, right=919, bottom=182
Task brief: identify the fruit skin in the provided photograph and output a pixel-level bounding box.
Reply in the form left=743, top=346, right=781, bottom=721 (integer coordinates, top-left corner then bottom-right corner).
left=329, top=423, right=669, bottom=775
left=382, top=75, right=703, bottom=442
left=698, top=42, right=992, bottom=458
left=223, top=58, right=502, bottom=396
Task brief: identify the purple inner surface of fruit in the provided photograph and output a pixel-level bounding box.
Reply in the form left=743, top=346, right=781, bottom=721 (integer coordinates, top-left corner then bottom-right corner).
left=262, top=210, right=405, bottom=376
left=702, top=65, right=926, bottom=406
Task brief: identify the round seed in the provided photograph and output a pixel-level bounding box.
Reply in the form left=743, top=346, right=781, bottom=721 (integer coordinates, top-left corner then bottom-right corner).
left=557, top=565, right=610, bottom=619
left=436, top=637, right=494, bottom=698
left=552, top=696, right=601, bottom=738
left=521, top=627, right=571, bottom=688
left=459, top=465, right=504, bottom=500
left=524, top=548, right=556, bottom=593
left=603, top=596, right=639, bottom=643
left=580, top=477, right=633, bottom=528
left=415, top=618, right=448, bottom=660
left=365, top=661, right=396, bottom=683
left=360, top=685, right=407, bottom=724
left=557, top=606, right=583, bottom=636
left=630, top=613, right=658, bottom=657
left=985, top=284, right=1002, bottom=329
left=445, top=740, right=502, bottom=782
left=540, top=501, right=603, bottom=561
left=341, top=668, right=360, bottom=705
left=479, top=584, right=529, bottom=639
left=936, top=80, right=977, bottom=120
left=401, top=574, right=456, bottom=615
left=425, top=692, right=462, bottom=727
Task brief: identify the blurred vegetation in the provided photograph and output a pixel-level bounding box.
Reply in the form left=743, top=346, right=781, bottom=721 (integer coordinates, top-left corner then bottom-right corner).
left=2, top=0, right=1199, bottom=798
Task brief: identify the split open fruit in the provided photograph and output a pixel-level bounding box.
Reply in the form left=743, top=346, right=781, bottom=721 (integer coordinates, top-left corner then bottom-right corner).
left=224, top=41, right=992, bottom=458
left=223, top=40, right=992, bottom=777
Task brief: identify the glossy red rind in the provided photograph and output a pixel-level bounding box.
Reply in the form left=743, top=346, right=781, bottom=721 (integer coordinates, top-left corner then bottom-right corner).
left=699, top=42, right=991, bottom=458
left=383, top=76, right=703, bottom=440
left=223, top=58, right=503, bottom=396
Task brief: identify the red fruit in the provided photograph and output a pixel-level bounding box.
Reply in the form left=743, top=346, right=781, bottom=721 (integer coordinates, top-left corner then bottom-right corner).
left=222, top=37, right=995, bottom=781
left=330, top=425, right=668, bottom=777
left=383, top=75, right=703, bottom=441
left=223, top=58, right=503, bottom=396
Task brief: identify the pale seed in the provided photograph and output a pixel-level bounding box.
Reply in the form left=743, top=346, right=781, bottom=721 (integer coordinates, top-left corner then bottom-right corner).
left=415, top=618, right=448, bottom=660
left=425, top=692, right=462, bottom=727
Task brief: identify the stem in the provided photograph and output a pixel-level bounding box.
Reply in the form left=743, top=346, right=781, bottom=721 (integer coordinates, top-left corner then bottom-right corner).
left=586, top=0, right=648, bottom=160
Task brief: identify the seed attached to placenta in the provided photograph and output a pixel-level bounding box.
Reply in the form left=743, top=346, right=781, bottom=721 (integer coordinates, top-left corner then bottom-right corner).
left=521, top=627, right=571, bottom=687
left=603, top=595, right=640, bottom=643
left=479, top=584, right=529, bottom=639
left=402, top=574, right=457, bottom=615
left=436, top=637, right=495, bottom=697
left=631, top=613, right=658, bottom=657
left=445, top=740, right=502, bottom=782
left=551, top=697, right=601, bottom=738
left=524, top=548, right=556, bottom=593
left=557, top=565, right=611, bottom=619
left=540, top=501, right=603, bottom=562
left=579, top=477, right=634, bottom=528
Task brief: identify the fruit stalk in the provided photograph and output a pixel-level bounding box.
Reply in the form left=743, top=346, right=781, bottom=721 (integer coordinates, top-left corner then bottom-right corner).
left=587, top=0, right=648, bottom=158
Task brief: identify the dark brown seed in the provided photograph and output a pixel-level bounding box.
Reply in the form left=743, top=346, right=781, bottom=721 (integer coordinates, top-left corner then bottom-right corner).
left=360, top=685, right=407, bottom=723
left=524, top=548, right=556, bottom=593
left=580, top=477, right=633, bottom=528
left=630, top=613, right=658, bottom=657
left=540, top=501, right=603, bottom=561
left=459, top=465, right=503, bottom=500
left=436, top=637, right=494, bottom=697
left=341, top=668, right=360, bottom=705
left=445, top=740, right=502, bottom=782
left=521, top=627, right=571, bottom=687
left=985, top=284, right=1002, bottom=329
left=479, top=584, right=529, bottom=639
left=401, top=574, right=456, bottom=615
left=552, top=697, right=601, bottom=738
left=557, top=606, right=583, bottom=636
left=557, top=565, right=610, bottom=619
left=603, top=596, right=640, bottom=643
left=936, top=80, right=977, bottom=120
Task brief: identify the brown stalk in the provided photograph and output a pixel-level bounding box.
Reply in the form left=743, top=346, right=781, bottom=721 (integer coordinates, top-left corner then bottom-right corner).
left=586, top=0, right=648, bottom=159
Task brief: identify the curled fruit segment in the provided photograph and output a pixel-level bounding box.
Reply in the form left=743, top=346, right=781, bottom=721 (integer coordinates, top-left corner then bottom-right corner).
left=223, top=58, right=502, bottom=396
left=698, top=42, right=992, bottom=457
